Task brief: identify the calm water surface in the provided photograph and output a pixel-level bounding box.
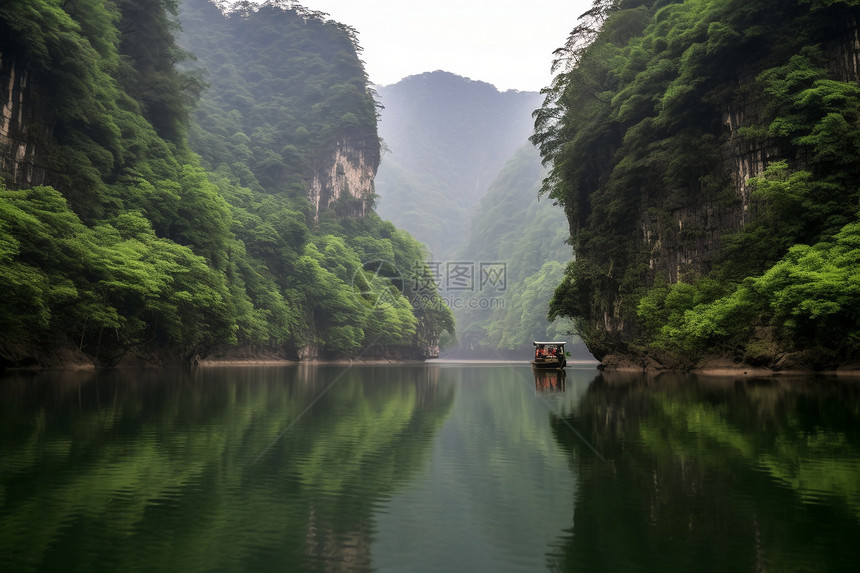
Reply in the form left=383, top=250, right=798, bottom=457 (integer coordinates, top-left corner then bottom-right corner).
left=1, top=364, right=859, bottom=572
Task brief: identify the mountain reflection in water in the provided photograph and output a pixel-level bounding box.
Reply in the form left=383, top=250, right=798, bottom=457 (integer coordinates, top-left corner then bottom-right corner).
left=1, top=365, right=858, bottom=572
left=549, top=371, right=860, bottom=573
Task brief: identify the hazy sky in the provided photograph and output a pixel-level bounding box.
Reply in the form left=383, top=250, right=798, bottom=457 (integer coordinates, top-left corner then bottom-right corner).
left=239, top=0, right=594, bottom=92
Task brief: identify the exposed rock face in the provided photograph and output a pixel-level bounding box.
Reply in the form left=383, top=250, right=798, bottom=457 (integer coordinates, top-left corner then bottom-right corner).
left=308, top=136, right=379, bottom=218
left=0, top=54, right=51, bottom=188
left=424, top=342, right=440, bottom=359
left=828, top=16, right=860, bottom=83
left=297, top=342, right=318, bottom=361
left=579, top=22, right=860, bottom=371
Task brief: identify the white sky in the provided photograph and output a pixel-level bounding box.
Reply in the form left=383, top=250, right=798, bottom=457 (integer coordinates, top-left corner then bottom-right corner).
left=239, top=0, right=594, bottom=92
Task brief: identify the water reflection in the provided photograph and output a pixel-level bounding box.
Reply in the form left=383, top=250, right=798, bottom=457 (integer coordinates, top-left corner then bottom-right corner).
left=534, top=368, right=566, bottom=393
left=0, top=366, right=454, bottom=573
left=3, top=366, right=859, bottom=572
left=549, top=372, right=860, bottom=572
left=372, top=365, right=588, bottom=572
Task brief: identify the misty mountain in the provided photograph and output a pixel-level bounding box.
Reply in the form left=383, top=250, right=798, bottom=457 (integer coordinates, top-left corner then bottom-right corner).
left=371, top=70, right=581, bottom=358
left=374, top=71, right=542, bottom=260
left=444, top=144, right=585, bottom=358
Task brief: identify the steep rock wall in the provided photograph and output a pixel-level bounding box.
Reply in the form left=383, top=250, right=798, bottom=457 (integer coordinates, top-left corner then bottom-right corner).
left=828, top=16, right=860, bottom=83
left=585, top=21, right=860, bottom=370
left=0, top=54, right=51, bottom=187
left=309, top=136, right=379, bottom=218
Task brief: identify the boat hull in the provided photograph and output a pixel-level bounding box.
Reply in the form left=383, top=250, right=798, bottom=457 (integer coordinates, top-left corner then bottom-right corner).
left=531, top=359, right=566, bottom=370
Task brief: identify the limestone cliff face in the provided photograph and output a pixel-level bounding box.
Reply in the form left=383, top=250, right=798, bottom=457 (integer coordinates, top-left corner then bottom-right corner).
left=309, top=135, right=379, bottom=218
left=632, top=95, right=779, bottom=296
left=828, top=16, right=860, bottom=84
left=0, top=54, right=51, bottom=188
left=583, top=21, right=860, bottom=369
left=590, top=103, right=763, bottom=360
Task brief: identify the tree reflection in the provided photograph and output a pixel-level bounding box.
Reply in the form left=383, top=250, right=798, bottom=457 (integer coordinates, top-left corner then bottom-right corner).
left=0, top=366, right=454, bottom=572
left=549, top=372, right=860, bottom=572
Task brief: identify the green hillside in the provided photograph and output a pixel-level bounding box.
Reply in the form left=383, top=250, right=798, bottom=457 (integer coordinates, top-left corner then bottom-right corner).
left=0, top=0, right=451, bottom=368
left=535, top=0, right=860, bottom=369
left=448, top=145, right=586, bottom=358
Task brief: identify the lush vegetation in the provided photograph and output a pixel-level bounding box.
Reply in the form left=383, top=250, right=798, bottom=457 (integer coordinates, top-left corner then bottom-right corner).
left=181, top=0, right=380, bottom=198
left=179, top=0, right=452, bottom=358
left=534, top=0, right=860, bottom=368
left=0, top=0, right=451, bottom=367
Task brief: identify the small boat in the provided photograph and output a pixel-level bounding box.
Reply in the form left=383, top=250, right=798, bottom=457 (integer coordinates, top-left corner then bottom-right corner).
left=531, top=341, right=567, bottom=369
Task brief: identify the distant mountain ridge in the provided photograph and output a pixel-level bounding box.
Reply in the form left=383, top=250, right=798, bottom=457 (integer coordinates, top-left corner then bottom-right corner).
left=371, top=71, right=583, bottom=358
left=374, top=71, right=542, bottom=260
left=447, top=144, right=584, bottom=358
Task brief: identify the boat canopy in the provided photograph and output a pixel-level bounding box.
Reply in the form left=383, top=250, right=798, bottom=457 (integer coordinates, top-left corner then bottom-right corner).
left=533, top=341, right=566, bottom=346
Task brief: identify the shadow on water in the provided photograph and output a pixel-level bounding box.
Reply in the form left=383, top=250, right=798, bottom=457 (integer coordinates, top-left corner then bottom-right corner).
left=547, top=371, right=860, bottom=573
left=0, top=366, right=454, bottom=573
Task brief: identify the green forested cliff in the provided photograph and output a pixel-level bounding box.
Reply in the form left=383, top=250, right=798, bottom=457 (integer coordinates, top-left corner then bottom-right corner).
left=0, top=0, right=452, bottom=369
left=181, top=0, right=379, bottom=208
left=535, top=0, right=860, bottom=370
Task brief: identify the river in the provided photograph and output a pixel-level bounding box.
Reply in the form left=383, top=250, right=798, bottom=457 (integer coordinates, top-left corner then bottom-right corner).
left=1, top=363, right=858, bottom=572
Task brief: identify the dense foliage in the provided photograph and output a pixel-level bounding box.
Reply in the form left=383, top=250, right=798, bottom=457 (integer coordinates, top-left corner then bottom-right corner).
left=0, top=0, right=451, bottom=367
left=182, top=0, right=380, bottom=197
left=179, top=0, right=452, bottom=358
left=534, top=0, right=860, bottom=368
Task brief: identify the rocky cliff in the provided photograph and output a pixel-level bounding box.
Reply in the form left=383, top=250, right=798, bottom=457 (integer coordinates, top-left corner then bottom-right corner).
left=309, top=135, right=379, bottom=218
left=0, top=0, right=453, bottom=371
left=538, top=0, right=860, bottom=372
left=0, top=55, right=50, bottom=188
